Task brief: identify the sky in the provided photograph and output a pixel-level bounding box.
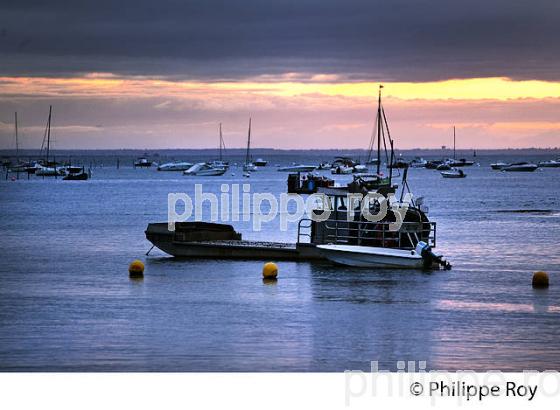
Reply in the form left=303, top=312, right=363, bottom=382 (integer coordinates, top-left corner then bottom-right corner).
left=0, top=0, right=559, bottom=150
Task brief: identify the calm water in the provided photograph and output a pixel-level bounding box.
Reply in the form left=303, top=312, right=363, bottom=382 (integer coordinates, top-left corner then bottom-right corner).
left=1, top=152, right=559, bottom=371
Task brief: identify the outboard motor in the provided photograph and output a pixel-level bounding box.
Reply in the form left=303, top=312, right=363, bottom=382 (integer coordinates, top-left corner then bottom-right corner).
left=415, top=241, right=452, bottom=270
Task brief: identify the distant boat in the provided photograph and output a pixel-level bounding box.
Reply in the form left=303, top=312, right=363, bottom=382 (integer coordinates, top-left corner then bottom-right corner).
left=35, top=106, right=66, bottom=177
left=134, top=156, right=153, bottom=168
left=330, top=165, right=353, bottom=174
left=410, top=157, right=428, bottom=168
left=210, top=122, right=230, bottom=170
left=502, top=162, right=538, bottom=172
left=243, top=118, right=257, bottom=172
left=446, top=126, right=475, bottom=167
left=278, top=164, right=317, bottom=172
left=184, top=162, right=227, bottom=176
left=491, top=162, right=510, bottom=170
left=441, top=168, right=466, bottom=178
left=63, top=167, right=90, bottom=180
left=449, top=158, right=475, bottom=167
left=436, top=161, right=452, bottom=171
left=426, top=160, right=444, bottom=169
left=538, top=159, right=560, bottom=168
left=36, top=165, right=66, bottom=177
left=317, top=162, right=332, bottom=170
left=388, top=158, right=409, bottom=169
left=157, top=161, right=193, bottom=171
left=254, top=158, right=268, bottom=166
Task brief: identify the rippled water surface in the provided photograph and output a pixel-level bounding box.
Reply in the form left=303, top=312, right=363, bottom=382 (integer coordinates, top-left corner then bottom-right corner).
left=1, top=153, right=559, bottom=371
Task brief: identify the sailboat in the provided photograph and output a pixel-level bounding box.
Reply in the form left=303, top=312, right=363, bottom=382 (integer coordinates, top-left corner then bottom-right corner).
left=7, top=113, right=26, bottom=173
left=448, top=126, right=474, bottom=167
left=243, top=118, right=257, bottom=173
left=208, top=123, right=229, bottom=169
left=36, top=106, right=65, bottom=177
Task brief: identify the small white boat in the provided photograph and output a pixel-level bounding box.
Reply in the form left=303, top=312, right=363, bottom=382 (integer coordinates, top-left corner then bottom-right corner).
left=491, top=162, right=510, bottom=170
left=157, top=161, right=193, bottom=171
left=502, top=162, right=538, bottom=172
left=36, top=165, right=66, bottom=176
left=209, top=160, right=229, bottom=170
left=538, top=159, right=560, bottom=168
left=278, top=164, right=317, bottom=172
left=184, top=162, right=227, bottom=176
left=441, top=168, right=466, bottom=178
left=254, top=158, right=268, bottom=166
left=317, top=241, right=450, bottom=269
left=353, top=164, right=368, bottom=173
left=331, top=165, right=353, bottom=174
left=317, top=162, right=332, bottom=170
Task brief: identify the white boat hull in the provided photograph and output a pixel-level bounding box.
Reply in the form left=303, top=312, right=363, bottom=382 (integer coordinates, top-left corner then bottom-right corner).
left=278, top=165, right=316, bottom=172
left=157, top=162, right=192, bottom=171
left=317, top=244, right=424, bottom=268
left=184, top=162, right=227, bottom=176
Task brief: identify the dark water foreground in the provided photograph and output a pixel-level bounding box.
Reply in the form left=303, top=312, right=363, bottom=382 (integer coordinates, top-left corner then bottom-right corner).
left=1, top=154, right=559, bottom=371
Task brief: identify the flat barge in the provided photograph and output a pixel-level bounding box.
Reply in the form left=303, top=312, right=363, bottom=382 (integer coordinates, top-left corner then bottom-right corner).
left=145, top=222, right=324, bottom=260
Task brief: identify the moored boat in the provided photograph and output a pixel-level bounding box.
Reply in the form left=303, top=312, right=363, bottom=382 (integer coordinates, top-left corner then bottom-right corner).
left=491, top=162, right=510, bottom=170
left=146, top=85, right=450, bottom=269
left=502, top=162, right=538, bottom=172
left=538, top=159, right=560, bottom=168
left=157, top=161, right=193, bottom=171
left=449, top=158, right=475, bottom=167
left=184, top=162, right=227, bottom=176
left=441, top=168, right=466, bottom=178
left=410, top=157, right=428, bottom=168
left=63, top=168, right=90, bottom=180
left=254, top=158, right=268, bottom=166
left=317, top=241, right=449, bottom=269
left=278, top=164, right=317, bottom=172
left=134, top=157, right=153, bottom=168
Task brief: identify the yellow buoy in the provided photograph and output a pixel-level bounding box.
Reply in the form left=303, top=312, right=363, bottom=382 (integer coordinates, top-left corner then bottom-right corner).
left=532, top=271, right=549, bottom=288
left=262, top=262, right=278, bottom=279
left=129, top=259, right=145, bottom=277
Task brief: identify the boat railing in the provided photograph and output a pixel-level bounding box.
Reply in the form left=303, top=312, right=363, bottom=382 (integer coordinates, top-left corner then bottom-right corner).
left=297, top=218, right=436, bottom=249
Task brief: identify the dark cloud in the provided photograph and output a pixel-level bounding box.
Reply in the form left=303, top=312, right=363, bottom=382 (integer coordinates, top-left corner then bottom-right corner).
left=0, top=0, right=559, bottom=81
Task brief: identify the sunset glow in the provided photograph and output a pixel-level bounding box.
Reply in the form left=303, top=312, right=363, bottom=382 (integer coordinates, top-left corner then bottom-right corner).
left=1, top=74, right=560, bottom=149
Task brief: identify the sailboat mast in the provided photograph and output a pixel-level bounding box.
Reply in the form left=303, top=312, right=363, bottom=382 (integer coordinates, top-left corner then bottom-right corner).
left=14, top=112, right=19, bottom=164
left=245, top=118, right=251, bottom=165
left=219, top=123, right=223, bottom=161
left=453, top=126, right=456, bottom=160
left=46, top=105, right=52, bottom=164
left=376, top=85, right=383, bottom=175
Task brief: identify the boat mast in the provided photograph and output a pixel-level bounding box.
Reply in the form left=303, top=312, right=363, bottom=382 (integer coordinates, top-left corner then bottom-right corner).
left=46, top=105, right=52, bottom=164
left=219, top=123, right=223, bottom=161
left=376, top=85, right=383, bottom=175
left=14, top=112, right=19, bottom=164
left=453, top=126, right=456, bottom=160
left=245, top=118, right=251, bottom=165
